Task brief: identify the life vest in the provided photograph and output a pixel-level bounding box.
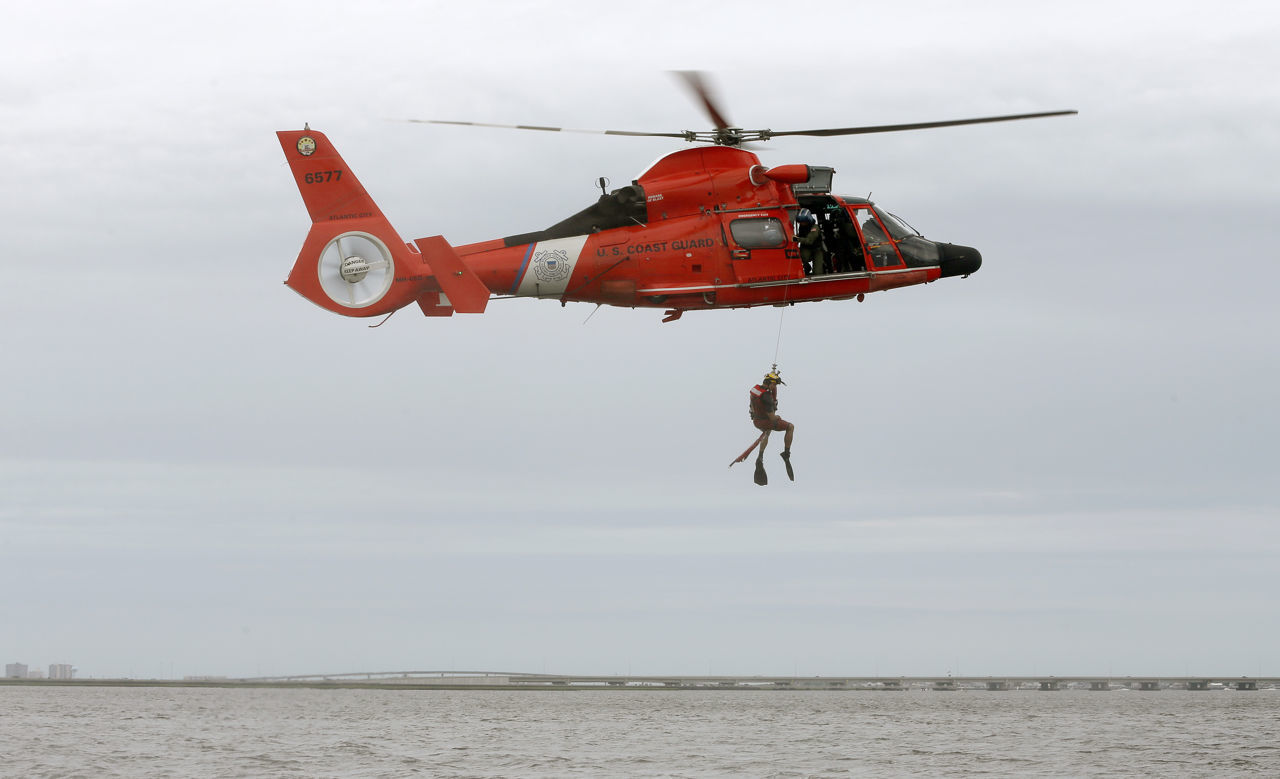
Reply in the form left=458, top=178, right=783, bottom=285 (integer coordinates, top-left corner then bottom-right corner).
left=749, top=383, right=777, bottom=420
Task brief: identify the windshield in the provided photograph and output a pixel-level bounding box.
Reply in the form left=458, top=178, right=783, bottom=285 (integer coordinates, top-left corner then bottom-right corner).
left=872, top=208, right=917, bottom=241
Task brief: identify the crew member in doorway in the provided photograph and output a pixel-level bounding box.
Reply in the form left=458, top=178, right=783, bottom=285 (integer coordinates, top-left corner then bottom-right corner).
left=834, top=216, right=865, bottom=273
left=797, top=210, right=825, bottom=276
left=749, top=370, right=795, bottom=482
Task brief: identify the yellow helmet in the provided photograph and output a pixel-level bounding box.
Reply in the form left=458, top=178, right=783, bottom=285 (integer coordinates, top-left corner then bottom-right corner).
left=763, top=371, right=785, bottom=385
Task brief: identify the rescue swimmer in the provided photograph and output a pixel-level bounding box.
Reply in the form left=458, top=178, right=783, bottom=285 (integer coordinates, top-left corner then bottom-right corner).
left=748, top=369, right=794, bottom=484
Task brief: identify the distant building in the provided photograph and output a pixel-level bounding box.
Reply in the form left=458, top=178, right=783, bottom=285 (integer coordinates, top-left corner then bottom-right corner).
left=48, top=664, right=75, bottom=680
left=27, top=668, right=45, bottom=679
left=5, top=663, right=28, bottom=678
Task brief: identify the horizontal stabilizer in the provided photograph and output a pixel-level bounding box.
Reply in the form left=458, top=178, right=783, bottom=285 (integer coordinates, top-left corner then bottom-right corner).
left=413, top=236, right=490, bottom=314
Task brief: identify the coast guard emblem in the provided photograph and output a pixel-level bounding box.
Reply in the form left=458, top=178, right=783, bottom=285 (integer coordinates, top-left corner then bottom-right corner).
left=533, top=249, right=571, bottom=283
left=296, top=136, right=317, bottom=156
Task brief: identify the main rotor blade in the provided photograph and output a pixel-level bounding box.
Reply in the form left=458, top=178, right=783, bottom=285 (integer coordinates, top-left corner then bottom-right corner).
left=769, top=110, right=1078, bottom=138
left=406, top=119, right=688, bottom=139
left=672, top=70, right=734, bottom=131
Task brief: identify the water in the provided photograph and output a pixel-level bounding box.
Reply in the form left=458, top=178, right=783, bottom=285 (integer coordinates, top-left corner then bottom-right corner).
left=2, top=686, right=1278, bottom=777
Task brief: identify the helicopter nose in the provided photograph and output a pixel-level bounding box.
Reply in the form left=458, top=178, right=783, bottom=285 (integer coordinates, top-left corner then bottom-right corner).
left=938, top=243, right=982, bottom=278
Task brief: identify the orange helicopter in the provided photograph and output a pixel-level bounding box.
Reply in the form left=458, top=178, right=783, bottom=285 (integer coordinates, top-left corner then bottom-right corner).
left=277, top=74, right=1074, bottom=323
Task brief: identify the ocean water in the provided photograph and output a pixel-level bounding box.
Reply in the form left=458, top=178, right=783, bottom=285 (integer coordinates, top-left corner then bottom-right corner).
left=2, top=686, right=1278, bottom=777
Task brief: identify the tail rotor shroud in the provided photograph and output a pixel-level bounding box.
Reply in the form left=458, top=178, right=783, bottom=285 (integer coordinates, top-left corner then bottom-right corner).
left=318, top=231, right=395, bottom=308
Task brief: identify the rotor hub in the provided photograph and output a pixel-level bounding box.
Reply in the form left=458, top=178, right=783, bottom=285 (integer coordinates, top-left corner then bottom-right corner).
left=340, top=255, right=371, bottom=284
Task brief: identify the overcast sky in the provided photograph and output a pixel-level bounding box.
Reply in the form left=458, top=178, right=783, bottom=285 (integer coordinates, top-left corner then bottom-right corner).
left=3, top=0, right=1278, bottom=680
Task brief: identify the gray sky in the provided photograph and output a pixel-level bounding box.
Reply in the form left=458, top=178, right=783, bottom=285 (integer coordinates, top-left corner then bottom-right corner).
left=3, top=0, right=1278, bottom=679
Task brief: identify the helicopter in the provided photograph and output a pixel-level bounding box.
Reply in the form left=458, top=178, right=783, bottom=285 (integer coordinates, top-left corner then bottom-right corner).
left=277, top=73, right=1074, bottom=323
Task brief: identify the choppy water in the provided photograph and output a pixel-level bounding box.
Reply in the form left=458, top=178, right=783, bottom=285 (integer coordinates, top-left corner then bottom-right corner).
left=2, top=686, right=1278, bottom=777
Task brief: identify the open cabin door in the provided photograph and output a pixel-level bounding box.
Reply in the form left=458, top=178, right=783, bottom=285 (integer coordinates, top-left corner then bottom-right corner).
left=791, top=196, right=909, bottom=276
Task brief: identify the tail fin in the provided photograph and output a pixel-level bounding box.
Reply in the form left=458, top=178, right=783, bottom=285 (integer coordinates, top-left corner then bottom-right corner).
left=277, top=128, right=486, bottom=317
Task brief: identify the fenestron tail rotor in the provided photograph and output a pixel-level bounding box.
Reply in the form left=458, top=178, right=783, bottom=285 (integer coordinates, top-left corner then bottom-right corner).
left=317, top=231, right=395, bottom=309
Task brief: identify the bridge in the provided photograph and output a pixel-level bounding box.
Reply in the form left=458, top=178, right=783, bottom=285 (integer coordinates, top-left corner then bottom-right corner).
left=231, top=671, right=1278, bottom=691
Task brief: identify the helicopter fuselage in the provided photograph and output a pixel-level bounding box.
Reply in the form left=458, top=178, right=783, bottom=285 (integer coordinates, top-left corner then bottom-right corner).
left=277, top=131, right=981, bottom=322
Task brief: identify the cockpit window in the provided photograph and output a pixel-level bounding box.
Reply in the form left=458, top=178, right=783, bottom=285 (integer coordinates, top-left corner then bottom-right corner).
left=851, top=209, right=902, bottom=268
left=873, top=208, right=917, bottom=241
left=730, top=217, right=787, bottom=249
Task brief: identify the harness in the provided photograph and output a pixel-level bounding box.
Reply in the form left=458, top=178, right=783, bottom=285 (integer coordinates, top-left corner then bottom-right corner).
left=749, top=384, right=778, bottom=420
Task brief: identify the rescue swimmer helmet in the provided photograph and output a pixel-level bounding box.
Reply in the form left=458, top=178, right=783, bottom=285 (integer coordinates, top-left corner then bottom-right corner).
left=763, top=370, right=785, bottom=385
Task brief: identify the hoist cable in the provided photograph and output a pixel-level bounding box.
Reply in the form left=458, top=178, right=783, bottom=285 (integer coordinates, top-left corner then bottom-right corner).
left=773, top=305, right=786, bottom=366
left=772, top=251, right=796, bottom=366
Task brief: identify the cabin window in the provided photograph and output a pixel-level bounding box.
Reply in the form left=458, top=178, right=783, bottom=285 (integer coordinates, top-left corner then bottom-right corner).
left=730, top=217, right=787, bottom=249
